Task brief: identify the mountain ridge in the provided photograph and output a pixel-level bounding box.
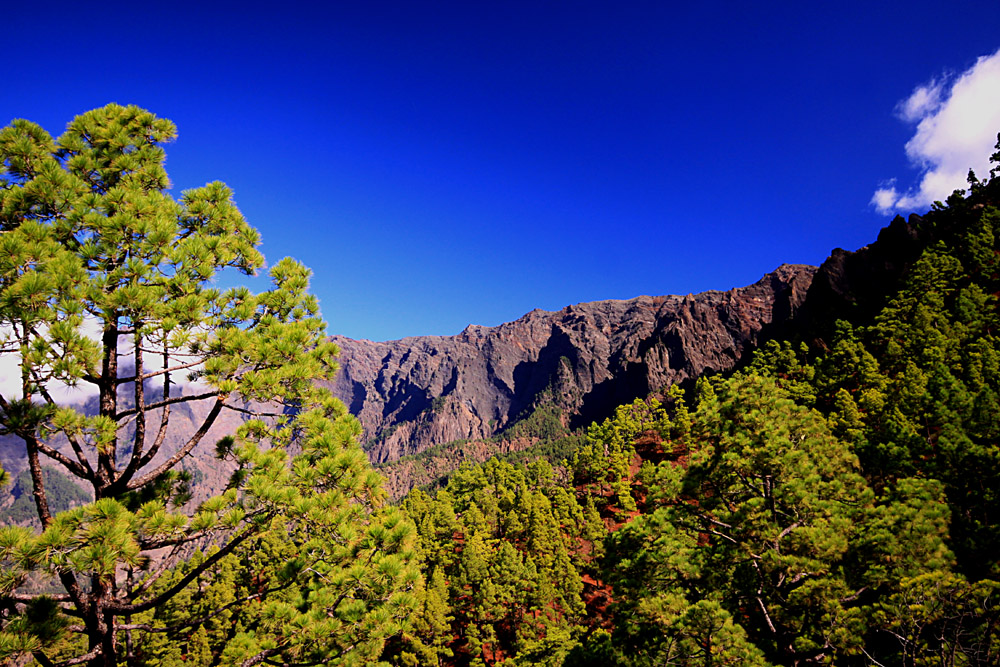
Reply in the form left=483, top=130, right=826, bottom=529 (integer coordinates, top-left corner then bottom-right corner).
left=326, top=263, right=816, bottom=465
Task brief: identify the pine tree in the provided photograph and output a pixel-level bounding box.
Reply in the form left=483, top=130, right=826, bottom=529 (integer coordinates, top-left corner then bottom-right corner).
left=596, top=373, right=962, bottom=665
left=0, top=105, right=418, bottom=666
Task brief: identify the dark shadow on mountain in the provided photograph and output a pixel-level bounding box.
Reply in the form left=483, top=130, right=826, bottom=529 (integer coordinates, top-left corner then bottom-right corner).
left=382, top=382, right=432, bottom=423
left=348, top=380, right=367, bottom=415
left=510, top=325, right=578, bottom=421
left=572, top=361, right=651, bottom=431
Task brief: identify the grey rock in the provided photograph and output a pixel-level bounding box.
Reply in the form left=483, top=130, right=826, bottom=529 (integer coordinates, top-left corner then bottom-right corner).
left=326, top=264, right=816, bottom=463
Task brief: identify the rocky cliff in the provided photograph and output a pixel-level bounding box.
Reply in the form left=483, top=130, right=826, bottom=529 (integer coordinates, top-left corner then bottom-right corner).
left=327, top=264, right=816, bottom=464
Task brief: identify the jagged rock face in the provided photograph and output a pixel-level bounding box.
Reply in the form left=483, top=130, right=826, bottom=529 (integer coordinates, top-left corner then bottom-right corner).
left=327, top=264, right=816, bottom=463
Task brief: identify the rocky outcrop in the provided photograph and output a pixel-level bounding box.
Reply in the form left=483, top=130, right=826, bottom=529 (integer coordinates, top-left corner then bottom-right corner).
left=327, top=264, right=816, bottom=463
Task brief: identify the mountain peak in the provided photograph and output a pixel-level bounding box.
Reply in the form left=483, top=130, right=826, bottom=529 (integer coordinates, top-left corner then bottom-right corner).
left=326, top=265, right=816, bottom=466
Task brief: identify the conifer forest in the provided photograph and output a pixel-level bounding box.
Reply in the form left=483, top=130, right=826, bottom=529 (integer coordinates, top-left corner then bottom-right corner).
left=2, top=106, right=1000, bottom=666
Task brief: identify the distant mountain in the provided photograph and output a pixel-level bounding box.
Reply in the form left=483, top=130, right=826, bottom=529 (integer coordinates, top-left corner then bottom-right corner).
left=0, top=266, right=817, bottom=505
left=0, top=210, right=950, bottom=506
left=326, top=264, right=816, bottom=466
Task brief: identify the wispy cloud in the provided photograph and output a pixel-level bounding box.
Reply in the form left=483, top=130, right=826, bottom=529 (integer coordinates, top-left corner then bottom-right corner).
left=872, top=48, right=1000, bottom=215
left=0, top=318, right=207, bottom=405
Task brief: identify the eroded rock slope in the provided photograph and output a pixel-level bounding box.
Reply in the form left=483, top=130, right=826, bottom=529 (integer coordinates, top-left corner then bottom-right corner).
left=327, top=264, right=816, bottom=463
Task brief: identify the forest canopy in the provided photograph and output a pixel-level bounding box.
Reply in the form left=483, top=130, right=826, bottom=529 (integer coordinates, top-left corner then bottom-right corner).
left=2, top=106, right=999, bottom=667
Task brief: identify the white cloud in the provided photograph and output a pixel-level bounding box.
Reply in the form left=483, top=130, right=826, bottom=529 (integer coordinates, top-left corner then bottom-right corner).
left=872, top=48, right=1000, bottom=215
left=1, top=318, right=210, bottom=407
left=1, top=308, right=217, bottom=413
left=0, top=320, right=103, bottom=404
left=871, top=183, right=901, bottom=214
left=897, top=79, right=945, bottom=122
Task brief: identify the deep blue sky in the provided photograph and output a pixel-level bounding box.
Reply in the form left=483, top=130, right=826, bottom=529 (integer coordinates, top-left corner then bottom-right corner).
left=6, top=2, right=1000, bottom=341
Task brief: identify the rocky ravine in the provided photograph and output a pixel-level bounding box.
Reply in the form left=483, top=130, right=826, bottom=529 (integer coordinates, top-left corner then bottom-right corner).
left=327, top=264, right=816, bottom=464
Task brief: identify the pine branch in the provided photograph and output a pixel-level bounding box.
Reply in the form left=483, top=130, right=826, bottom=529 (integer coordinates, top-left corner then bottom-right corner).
left=33, top=436, right=93, bottom=480
left=107, top=523, right=258, bottom=615
left=138, top=506, right=267, bottom=549
left=113, top=582, right=293, bottom=635
left=123, top=395, right=224, bottom=492
left=116, top=390, right=220, bottom=419
left=20, top=375, right=96, bottom=480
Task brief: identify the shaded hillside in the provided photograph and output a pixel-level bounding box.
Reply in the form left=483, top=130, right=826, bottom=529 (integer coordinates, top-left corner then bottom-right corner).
left=389, top=174, right=1000, bottom=667
left=327, top=264, right=815, bottom=464
left=788, top=212, right=929, bottom=342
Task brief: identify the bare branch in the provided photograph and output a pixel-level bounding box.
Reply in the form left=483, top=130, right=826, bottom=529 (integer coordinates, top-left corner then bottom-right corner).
left=49, top=646, right=102, bottom=667
left=97, top=321, right=120, bottom=485
left=787, top=571, right=815, bottom=586
left=774, top=520, right=804, bottom=554
left=861, top=647, right=889, bottom=667
left=135, top=342, right=174, bottom=472
left=116, top=390, right=220, bottom=419
left=24, top=434, right=54, bottom=528
left=242, top=648, right=283, bottom=667
left=129, top=331, right=147, bottom=481
left=697, top=513, right=734, bottom=530
left=839, top=586, right=868, bottom=604
left=757, top=595, right=778, bottom=634
left=124, top=396, right=224, bottom=491
left=126, top=541, right=188, bottom=603
left=136, top=404, right=170, bottom=471
left=55, top=570, right=88, bottom=620
left=115, top=359, right=205, bottom=384
left=34, top=437, right=93, bottom=480
left=60, top=430, right=95, bottom=478
left=222, top=402, right=287, bottom=418
left=138, top=529, right=210, bottom=551
left=31, top=650, right=56, bottom=667
left=107, top=524, right=258, bottom=615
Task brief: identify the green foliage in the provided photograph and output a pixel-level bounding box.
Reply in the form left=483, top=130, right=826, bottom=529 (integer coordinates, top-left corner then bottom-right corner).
left=378, top=399, right=583, bottom=499
left=873, top=571, right=1000, bottom=665
left=802, top=211, right=1000, bottom=577
left=501, top=432, right=584, bottom=470
left=0, top=106, right=418, bottom=667
left=4, top=106, right=996, bottom=666
left=500, top=401, right=569, bottom=442
left=590, top=373, right=965, bottom=666
left=398, top=458, right=605, bottom=665
left=385, top=136, right=1000, bottom=667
